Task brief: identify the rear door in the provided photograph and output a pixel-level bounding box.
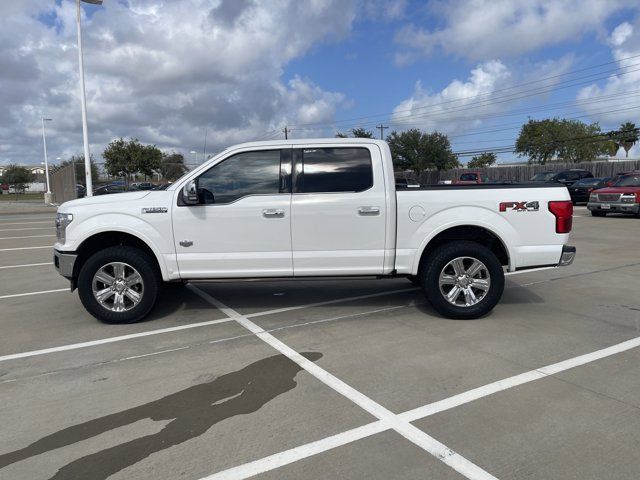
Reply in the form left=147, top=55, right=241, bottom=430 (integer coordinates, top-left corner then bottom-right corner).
left=290, top=145, right=387, bottom=275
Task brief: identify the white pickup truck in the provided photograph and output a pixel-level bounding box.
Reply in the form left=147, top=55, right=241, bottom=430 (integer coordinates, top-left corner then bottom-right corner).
left=54, top=139, right=576, bottom=323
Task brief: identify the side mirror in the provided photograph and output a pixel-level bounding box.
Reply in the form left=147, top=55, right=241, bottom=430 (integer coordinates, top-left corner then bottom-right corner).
left=182, top=179, right=198, bottom=205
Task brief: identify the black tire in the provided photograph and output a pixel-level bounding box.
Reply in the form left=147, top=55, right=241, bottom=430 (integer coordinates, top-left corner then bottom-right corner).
left=420, top=241, right=504, bottom=320
left=591, top=210, right=606, bottom=217
left=78, top=246, right=160, bottom=324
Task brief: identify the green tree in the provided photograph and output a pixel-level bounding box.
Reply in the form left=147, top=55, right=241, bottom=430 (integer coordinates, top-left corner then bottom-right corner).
left=515, top=118, right=608, bottom=164
left=56, top=155, right=100, bottom=185
left=159, top=152, right=188, bottom=181
left=467, top=152, right=497, bottom=169
left=2, top=164, right=34, bottom=195
left=103, top=138, right=163, bottom=183
left=386, top=129, right=459, bottom=174
left=335, top=128, right=375, bottom=138
left=616, top=121, right=638, bottom=158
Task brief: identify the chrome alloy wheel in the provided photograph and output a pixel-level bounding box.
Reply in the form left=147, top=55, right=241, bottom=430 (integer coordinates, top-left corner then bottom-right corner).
left=438, top=256, right=490, bottom=307
left=92, top=262, right=144, bottom=312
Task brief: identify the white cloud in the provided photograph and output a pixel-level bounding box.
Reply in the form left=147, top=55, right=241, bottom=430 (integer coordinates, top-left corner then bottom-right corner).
left=390, top=56, right=573, bottom=134
left=394, top=0, right=635, bottom=63
left=576, top=19, right=640, bottom=131
left=0, top=0, right=360, bottom=165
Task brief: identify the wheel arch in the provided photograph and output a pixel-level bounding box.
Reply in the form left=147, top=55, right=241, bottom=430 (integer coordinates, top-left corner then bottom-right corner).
left=414, top=225, right=511, bottom=278
left=72, top=231, right=164, bottom=288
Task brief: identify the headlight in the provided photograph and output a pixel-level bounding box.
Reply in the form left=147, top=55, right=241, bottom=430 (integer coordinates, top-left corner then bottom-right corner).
left=55, top=213, right=73, bottom=243
left=589, top=193, right=597, bottom=202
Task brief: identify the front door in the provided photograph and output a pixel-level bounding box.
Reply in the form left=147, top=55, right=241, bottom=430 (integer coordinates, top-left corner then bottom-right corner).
left=291, top=145, right=387, bottom=275
left=172, top=148, right=292, bottom=278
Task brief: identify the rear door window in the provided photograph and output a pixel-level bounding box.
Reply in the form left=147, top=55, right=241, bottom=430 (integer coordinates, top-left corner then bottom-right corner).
left=298, top=147, right=373, bottom=193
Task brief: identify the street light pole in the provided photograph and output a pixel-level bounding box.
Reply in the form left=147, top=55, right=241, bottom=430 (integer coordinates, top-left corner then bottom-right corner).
left=41, top=117, right=53, bottom=204
left=76, top=0, right=103, bottom=197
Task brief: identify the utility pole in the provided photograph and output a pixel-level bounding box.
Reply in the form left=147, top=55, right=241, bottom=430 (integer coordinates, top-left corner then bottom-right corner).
left=376, top=124, right=388, bottom=140
left=283, top=126, right=289, bottom=140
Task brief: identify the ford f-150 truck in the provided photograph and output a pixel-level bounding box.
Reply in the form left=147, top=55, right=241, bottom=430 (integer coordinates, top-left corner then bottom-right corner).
left=54, top=139, right=576, bottom=323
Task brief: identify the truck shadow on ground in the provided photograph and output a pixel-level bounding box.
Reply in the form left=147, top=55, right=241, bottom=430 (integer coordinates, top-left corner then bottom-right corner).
left=0, top=352, right=322, bottom=480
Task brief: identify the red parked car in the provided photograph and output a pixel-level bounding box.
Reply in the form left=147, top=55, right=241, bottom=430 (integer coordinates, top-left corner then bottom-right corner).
left=587, top=172, right=640, bottom=217
left=453, top=171, right=490, bottom=184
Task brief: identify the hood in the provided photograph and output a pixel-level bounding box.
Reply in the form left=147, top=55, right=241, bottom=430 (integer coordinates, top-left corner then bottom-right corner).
left=60, top=191, right=151, bottom=209
left=593, top=186, right=640, bottom=194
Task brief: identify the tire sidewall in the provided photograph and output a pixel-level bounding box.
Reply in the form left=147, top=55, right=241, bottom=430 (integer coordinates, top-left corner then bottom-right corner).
left=421, top=241, right=505, bottom=319
left=78, top=246, right=160, bottom=324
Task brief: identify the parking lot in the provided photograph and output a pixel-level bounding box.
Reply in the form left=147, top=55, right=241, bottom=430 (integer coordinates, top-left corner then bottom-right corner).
left=1, top=208, right=639, bottom=480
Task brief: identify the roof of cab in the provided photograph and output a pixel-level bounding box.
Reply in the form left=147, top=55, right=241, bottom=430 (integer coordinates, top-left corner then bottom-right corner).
left=228, top=138, right=388, bottom=150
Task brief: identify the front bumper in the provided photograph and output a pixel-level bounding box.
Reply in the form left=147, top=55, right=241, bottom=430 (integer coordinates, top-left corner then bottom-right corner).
left=54, top=250, right=77, bottom=279
left=587, top=202, right=640, bottom=214
left=558, top=245, right=576, bottom=267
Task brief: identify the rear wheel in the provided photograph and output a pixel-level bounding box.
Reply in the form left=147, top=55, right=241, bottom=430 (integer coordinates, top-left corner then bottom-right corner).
left=591, top=210, right=607, bottom=217
left=420, top=241, right=504, bottom=319
left=78, top=246, right=160, bottom=324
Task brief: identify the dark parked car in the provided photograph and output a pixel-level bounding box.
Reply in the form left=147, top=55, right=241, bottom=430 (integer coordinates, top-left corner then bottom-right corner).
left=395, top=178, right=420, bottom=188
left=530, top=169, right=593, bottom=186
left=93, top=184, right=129, bottom=196
left=153, top=183, right=172, bottom=190
left=568, top=177, right=610, bottom=204
left=76, top=184, right=86, bottom=199
left=131, top=182, right=155, bottom=190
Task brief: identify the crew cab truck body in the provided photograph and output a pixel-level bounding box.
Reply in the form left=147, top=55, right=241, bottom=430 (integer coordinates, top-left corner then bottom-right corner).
left=54, top=139, right=576, bottom=323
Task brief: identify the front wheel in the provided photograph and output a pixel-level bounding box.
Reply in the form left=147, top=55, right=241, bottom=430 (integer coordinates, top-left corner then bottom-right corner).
left=78, top=246, right=160, bottom=324
left=421, top=241, right=504, bottom=319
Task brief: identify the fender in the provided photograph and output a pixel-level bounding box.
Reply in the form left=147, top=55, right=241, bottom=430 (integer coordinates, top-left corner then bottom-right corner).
left=66, top=213, right=179, bottom=281
left=409, top=205, right=518, bottom=274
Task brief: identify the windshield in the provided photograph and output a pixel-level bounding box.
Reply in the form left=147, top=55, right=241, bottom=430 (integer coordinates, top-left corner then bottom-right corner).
left=613, top=174, right=640, bottom=187
left=531, top=172, right=555, bottom=181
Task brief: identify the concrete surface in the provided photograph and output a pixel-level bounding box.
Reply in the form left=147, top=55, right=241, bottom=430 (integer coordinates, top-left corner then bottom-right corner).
left=1, top=207, right=639, bottom=480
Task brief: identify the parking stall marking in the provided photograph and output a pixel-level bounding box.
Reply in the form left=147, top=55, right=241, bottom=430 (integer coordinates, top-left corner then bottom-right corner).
left=0, top=246, right=51, bottom=252
left=0, top=234, right=56, bottom=240
left=200, top=333, right=640, bottom=480
left=190, top=285, right=498, bottom=480
left=0, top=262, right=51, bottom=270
left=0, top=227, right=54, bottom=232
left=0, top=288, right=417, bottom=363
left=0, top=288, right=70, bottom=300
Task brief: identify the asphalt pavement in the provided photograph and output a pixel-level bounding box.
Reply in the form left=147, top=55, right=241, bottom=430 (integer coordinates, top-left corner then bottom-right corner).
left=1, top=206, right=639, bottom=480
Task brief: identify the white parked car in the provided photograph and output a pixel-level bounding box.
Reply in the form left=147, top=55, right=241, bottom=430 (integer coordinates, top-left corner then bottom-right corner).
left=54, top=139, right=575, bottom=323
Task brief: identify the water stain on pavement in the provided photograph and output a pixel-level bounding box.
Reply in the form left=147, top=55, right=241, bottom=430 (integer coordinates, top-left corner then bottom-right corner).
left=0, top=352, right=322, bottom=480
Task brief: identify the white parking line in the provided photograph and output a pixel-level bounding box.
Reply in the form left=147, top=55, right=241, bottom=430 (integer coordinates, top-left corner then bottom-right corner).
left=0, top=262, right=51, bottom=270
left=203, top=334, right=640, bottom=480
left=0, top=234, right=56, bottom=240
left=0, top=227, right=53, bottom=232
left=0, top=318, right=234, bottom=362
left=0, top=288, right=69, bottom=300
left=0, top=246, right=51, bottom=252
left=0, top=288, right=418, bottom=362
left=190, top=285, right=498, bottom=480
left=0, top=219, right=54, bottom=225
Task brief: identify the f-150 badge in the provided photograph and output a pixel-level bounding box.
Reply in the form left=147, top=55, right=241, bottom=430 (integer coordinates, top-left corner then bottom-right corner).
left=499, top=201, right=539, bottom=212
left=141, top=207, right=168, bottom=214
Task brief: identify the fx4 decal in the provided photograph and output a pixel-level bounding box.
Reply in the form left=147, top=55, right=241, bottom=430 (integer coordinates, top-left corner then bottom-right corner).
left=499, top=201, right=540, bottom=212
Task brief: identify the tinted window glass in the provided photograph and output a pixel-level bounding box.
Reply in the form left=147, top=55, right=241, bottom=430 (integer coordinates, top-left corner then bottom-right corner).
left=301, top=148, right=373, bottom=193
left=531, top=172, right=555, bottom=181
left=574, top=178, right=600, bottom=186
left=197, top=150, right=281, bottom=204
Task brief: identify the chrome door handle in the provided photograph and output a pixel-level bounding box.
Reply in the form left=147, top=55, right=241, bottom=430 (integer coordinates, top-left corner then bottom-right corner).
left=358, top=206, right=380, bottom=216
left=263, top=209, right=285, bottom=218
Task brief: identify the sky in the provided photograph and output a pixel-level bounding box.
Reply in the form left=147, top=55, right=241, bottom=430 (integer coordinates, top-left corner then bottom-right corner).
left=1, top=0, right=640, bottom=168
